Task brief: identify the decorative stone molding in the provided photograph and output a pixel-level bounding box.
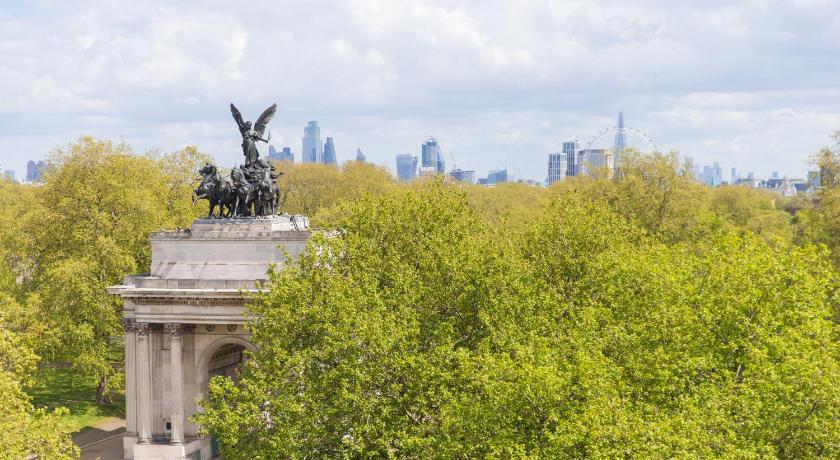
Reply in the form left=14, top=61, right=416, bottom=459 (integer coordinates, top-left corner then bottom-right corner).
left=122, top=318, right=137, bottom=332
left=127, top=296, right=246, bottom=306
left=166, top=323, right=183, bottom=337
left=226, top=324, right=237, bottom=332
left=205, top=324, right=216, bottom=332
left=136, top=322, right=151, bottom=336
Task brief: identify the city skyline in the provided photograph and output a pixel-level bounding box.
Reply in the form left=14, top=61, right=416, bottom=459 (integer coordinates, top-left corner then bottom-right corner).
left=2, top=1, right=839, bottom=180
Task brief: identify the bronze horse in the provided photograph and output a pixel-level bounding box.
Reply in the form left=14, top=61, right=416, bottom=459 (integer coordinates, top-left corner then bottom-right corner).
left=231, top=167, right=258, bottom=217
left=255, top=167, right=280, bottom=216
left=193, top=164, right=236, bottom=218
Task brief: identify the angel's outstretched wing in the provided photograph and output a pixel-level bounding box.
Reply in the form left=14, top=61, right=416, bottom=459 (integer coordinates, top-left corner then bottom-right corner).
left=254, top=103, right=277, bottom=137
left=230, top=103, right=246, bottom=134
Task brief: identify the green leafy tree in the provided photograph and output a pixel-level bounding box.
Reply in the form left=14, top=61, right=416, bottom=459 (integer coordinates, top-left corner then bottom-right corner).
left=709, top=185, right=793, bottom=243
left=795, top=138, right=840, bottom=266
left=276, top=161, right=395, bottom=225
left=0, top=295, right=78, bottom=459
left=551, top=151, right=715, bottom=242
left=196, top=182, right=840, bottom=458
left=15, top=137, right=206, bottom=403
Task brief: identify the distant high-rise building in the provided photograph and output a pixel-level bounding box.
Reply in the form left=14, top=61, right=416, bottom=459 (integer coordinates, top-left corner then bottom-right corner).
left=323, top=137, right=338, bottom=165
left=772, top=171, right=780, bottom=179
left=449, top=169, right=476, bottom=184
left=26, top=160, right=45, bottom=182
left=268, top=146, right=294, bottom=162
left=3, top=170, right=15, bottom=181
left=356, top=148, right=366, bottom=162
left=547, top=153, right=568, bottom=185
left=563, top=141, right=579, bottom=177
left=576, top=151, right=586, bottom=176
left=579, top=148, right=614, bottom=176
left=613, top=111, right=627, bottom=171
left=302, top=121, right=322, bottom=163
left=280, top=147, right=293, bottom=162
left=395, top=153, right=418, bottom=181
left=421, top=138, right=445, bottom=175
left=26, top=161, right=36, bottom=182
left=485, top=169, right=508, bottom=185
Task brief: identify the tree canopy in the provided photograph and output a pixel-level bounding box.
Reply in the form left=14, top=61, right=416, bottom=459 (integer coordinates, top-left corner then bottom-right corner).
left=197, top=181, right=840, bottom=459
left=3, top=135, right=840, bottom=458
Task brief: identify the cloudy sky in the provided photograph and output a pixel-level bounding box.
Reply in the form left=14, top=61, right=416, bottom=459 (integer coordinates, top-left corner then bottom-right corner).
left=1, top=0, right=839, bottom=181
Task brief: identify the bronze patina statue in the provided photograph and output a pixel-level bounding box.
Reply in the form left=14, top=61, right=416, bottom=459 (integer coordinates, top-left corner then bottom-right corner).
left=193, top=103, right=284, bottom=218
left=230, top=103, right=277, bottom=165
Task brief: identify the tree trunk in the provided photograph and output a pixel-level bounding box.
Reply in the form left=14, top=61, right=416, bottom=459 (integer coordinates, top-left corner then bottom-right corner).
left=95, top=374, right=113, bottom=405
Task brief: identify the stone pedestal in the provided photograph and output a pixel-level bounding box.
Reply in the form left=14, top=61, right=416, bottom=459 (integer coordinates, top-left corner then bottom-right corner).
left=109, top=215, right=311, bottom=459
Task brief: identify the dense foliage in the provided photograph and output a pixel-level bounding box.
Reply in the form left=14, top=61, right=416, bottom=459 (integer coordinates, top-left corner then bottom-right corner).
left=3, top=135, right=840, bottom=458
left=0, top=137, right=210, bottom=457
left=198, top=179, right=840, bottom=458
left=0, top=296, right=79, bottom=458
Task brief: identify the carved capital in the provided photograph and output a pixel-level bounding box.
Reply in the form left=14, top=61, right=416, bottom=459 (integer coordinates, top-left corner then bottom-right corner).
left=136, top=322, right=151, bottom=336
left=122, top=318, right=137, bottom=332
left=166, top=323, right=183, bottom=338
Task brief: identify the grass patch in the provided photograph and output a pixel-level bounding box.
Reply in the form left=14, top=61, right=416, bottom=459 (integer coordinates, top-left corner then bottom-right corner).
left=26, top=367, right=125, bottom=433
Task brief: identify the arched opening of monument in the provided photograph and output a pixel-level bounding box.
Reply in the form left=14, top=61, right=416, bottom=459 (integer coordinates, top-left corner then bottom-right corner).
left=208, top=343, right=247, bottom=384
left=205, top=342, right=249, bottom=458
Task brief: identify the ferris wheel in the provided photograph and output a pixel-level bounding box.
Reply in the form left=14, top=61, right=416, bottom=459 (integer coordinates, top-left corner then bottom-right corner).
left=584, top=126, right=659, bottom=152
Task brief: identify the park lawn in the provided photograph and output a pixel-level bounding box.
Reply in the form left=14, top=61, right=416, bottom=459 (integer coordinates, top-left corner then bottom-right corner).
left=26, top=367, right=125, bottom=433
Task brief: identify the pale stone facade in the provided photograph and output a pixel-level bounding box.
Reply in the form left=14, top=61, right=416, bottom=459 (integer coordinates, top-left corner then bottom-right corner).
left=109, top=216, right=311, bottom=459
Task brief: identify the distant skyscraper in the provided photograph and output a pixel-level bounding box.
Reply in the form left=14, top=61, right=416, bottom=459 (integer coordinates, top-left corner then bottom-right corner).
left=26, top=160, right=36, bottom=182
left=485, top=169, right=508, bottom=185
left=356, top=148, right=366, bottom=162
left=280, top=147, right=294, bottom=162
left=396, top=153, right=418, bottom=181
left=613, top=111, right=627, bottom=171
left=323, top=137, right=338, bottom=165
left=576, top=151, right=586, bottom=176
left=268, top=146, right=294, bottom=162
left=547, top=153, right=568, bottom=185
left=449, top=169, right=476, bottom=184
left=614, top=111, right=627, bottom=151
left=4, top=170, right=15, bottom=181
left=302, top=121, right=322, bottom=163
left=421, top=138, right=445, bottom=175
left=26, top=160, right=44, bottom=182
left=563, top=141, right=579, bottom=177
left=579, top=148, right=614, bottom=176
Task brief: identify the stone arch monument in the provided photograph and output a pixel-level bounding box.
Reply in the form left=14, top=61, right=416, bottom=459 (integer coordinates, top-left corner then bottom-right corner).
left=109, top=216, right=311, bottom=459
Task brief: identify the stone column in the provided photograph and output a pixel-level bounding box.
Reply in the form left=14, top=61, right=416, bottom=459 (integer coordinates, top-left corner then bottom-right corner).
left=136, top=322, right=152, bottom=444
left=122, top=319, right=138, bottom=437
left=167, top=323, right=184, bottom=446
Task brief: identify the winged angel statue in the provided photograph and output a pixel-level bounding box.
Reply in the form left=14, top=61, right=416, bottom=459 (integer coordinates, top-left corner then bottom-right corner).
left=231, top=103, right=277, bottom=165
left=192, top=103, right=283, bottom=218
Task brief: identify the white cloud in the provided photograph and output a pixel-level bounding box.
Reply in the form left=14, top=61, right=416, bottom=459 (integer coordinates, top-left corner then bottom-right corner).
left=0, top=0, right=838, bottom=180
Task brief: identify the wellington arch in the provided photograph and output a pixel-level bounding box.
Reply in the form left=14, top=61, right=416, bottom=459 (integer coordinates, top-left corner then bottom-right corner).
left=108, top=216, right=311, bottom=460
